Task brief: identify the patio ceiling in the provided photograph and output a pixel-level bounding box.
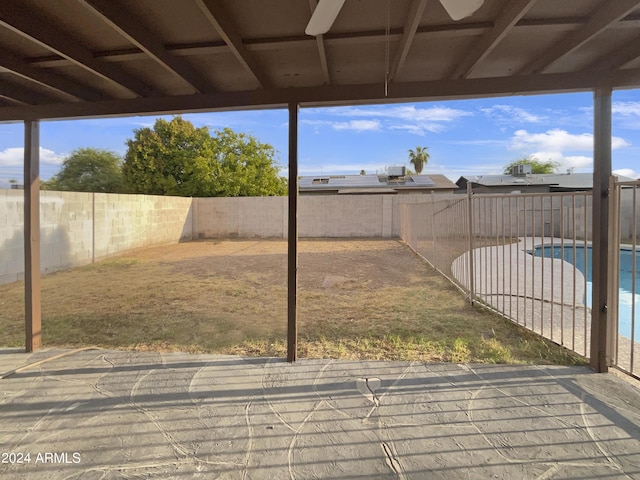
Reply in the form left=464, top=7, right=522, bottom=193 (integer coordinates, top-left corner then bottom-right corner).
left=1, top=0, right=640, bottom=121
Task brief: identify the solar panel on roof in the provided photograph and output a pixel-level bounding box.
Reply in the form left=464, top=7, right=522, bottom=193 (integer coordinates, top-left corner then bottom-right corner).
left=410, top=176, right=435, bottom=186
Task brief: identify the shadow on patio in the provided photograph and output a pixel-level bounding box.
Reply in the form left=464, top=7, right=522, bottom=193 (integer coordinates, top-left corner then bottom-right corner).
left=1, top=348, right=639, bottom=479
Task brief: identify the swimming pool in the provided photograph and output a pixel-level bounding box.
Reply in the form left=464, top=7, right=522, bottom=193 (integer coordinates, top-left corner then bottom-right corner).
left=533, top=244, right=640, bottom=343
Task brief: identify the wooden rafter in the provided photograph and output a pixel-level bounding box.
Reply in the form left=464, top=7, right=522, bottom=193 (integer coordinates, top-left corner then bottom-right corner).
left=0, top=45, right=102, bottom=101
left=389, top=0, right=428, bottom=82
left=519, top=0, right=640, bottom=75
left=308, top=0, right=331, bottom=85
left=0, top=77, right=60, bottom=104
left=450, top=0, right=536, bottom=79
left=194, top=0, right=269, bottom=88
left=583, top=33, right=640, bottom=75
left=0, top=0, right=154, bottom=97
left=1, top=69, right=639, bottom=121
left=78, top=0, right=214, bottom=94
left=25, top=15, right=640, bottom=70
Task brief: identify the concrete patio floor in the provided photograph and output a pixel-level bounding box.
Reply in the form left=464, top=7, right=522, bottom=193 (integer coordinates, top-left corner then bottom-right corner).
left=1, top=348, right=640, bottom=479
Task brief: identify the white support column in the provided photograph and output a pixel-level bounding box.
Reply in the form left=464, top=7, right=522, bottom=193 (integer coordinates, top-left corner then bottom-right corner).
left=591, top=87, right=612, bottom=372
left=24, top=120, right=41, bottom=352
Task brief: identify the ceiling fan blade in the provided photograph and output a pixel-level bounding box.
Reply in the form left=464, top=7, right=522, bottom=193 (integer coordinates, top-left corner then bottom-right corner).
left=439, top=0, right=484, bottom=21
left=305, top=0, right=346, bottom=36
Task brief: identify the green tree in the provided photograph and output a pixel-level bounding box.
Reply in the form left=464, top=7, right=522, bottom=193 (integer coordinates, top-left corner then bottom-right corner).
left=503, top=157, right=559, bottom=175
left=46, top=148, right=124, bottom=192
left=208, top=128, right=287, bottom=197
left=408, top=146, right=430, bottom=174
left=123, top=117, right=286, bottom=197
left=123, top=117, right=213, bottom=196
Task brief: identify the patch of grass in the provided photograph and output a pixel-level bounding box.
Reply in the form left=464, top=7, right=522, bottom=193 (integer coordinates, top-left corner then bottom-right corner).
left=0, top=239, right=586, bottom=366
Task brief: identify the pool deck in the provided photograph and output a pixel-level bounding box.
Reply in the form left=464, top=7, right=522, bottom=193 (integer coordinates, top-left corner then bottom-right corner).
left=1, top=347, right=640, bottom=479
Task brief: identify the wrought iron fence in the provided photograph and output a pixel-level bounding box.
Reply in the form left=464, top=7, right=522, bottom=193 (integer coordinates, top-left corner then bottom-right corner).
left=609, top=178, right=640, bottom=377
left=400, top=189, right=593, bottom=359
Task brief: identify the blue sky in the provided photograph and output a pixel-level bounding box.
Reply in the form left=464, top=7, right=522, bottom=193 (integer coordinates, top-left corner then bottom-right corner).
left=1, top=88, right=640, bottom=187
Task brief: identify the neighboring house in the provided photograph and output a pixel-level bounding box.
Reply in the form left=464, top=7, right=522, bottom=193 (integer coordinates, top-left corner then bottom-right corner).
left=456, top=172, right=635, bottom=194
left=299, top=170, right=457, bottom=195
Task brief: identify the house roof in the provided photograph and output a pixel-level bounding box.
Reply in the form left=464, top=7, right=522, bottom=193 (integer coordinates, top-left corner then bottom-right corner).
left=457, top=172, right=636, bottom=190
left=0, top=0, right=639, bottom=121
left=300, top=173, right=456, bottom=193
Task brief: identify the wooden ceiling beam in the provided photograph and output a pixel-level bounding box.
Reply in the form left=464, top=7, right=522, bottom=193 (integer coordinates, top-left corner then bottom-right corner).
left=583, top=34, right=640, bottom=74
left=194, top=0, right=270, bottom=88
left=0, top=45, right=103, bottom=101
left=27, top=15, right=630, bottom=69
left=308, top=0, right=331, bottom=85
left=519, top=0, right=640, bottom=75
left=78, top=0, right=214, bottom=94
left=450, top=0, right=536, bottom=79
left=0, top=78, right=60, bottom=105
left=0, top=0, right=154, bottom=97
left=2, top=69, right=638, bottom=121
left=389, top=0, right=428, bottom=82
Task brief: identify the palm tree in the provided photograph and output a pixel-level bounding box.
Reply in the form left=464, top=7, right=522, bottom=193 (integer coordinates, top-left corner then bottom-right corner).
left=408, top=146, right=430, bottom=175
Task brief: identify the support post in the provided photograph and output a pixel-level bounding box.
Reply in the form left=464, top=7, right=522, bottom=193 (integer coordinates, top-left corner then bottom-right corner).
left=467, top=182, right=475, bottom=304
left=287, top=103, right=299, bottom=362
left=24, top=120, right=41, bottom=352
left=591, top=87, right=612, bottom=372
left=607, top=176, right=620, bottom=366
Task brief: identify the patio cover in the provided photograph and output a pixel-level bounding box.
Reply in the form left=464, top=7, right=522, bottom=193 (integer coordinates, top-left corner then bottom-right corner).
left=1, top=0, right=637, bottom=371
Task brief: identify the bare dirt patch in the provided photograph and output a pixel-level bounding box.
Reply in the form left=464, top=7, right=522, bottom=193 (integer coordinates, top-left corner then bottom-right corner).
left=0, top=239, right=584, bottom=364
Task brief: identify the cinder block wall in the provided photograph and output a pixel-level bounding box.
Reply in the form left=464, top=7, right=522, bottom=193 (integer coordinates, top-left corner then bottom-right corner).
left=93, top=193, right=192, bottom=258
left=0, top=190, right=192, bottom=284
left=194, top=197, right=286, bottom=238
left=40, top=191, right=94, bottom=276
left=1, top=191, right=433, bottom=284
left=0, top=190, right=25, bottom=284
left=194, top=194, right=432, bottom=238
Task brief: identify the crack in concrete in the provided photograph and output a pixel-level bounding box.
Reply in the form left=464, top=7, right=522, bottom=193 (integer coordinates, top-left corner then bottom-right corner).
left=365, top=378, right=381, bottom=408
left=382, top=441, right=399, bottom=474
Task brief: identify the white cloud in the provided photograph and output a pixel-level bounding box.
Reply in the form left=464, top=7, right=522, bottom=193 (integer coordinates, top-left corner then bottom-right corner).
left=613, top=102, right=640, bottom=116
left=334, top=105, right=472, bottom=122
left=389, top=123, right=444, bottom=135
left=613, top=168, right=640, bottom=179
left=529, top=151, right=593, bottom=171
left=304, top=105, right=472, bottom=136
left=0, top=147, right=65, bottom=167
left=302, top=119, right=381, bottom=132
left=481, top=105, right=544, bottom=123
left=333, top=120, right=381, bottom=132
left=508, top=129, right=633, bottom=173
left=510, top=129, right=630, bottom=152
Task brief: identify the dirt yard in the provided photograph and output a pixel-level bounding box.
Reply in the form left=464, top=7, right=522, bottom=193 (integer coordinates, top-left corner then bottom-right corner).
left=0, top=239, right=584, bottom=364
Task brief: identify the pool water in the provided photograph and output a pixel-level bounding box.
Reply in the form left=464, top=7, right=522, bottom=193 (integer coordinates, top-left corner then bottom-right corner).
left=533, top=244, right=640, bottom=343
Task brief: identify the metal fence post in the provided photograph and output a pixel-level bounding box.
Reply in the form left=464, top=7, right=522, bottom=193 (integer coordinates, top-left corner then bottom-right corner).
left=607, top=175, right=620, bottom=366
left=467, top=183, right=475, bottom=304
